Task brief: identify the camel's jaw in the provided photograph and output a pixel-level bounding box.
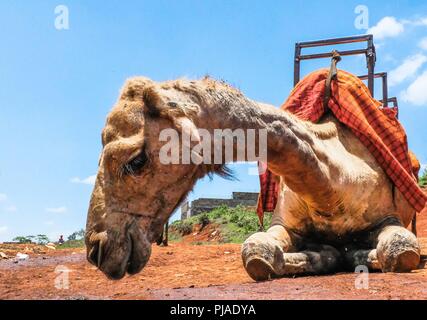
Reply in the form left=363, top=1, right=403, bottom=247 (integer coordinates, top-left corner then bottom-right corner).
left=85, top=175, right=159, bottom=280
left=85, top=217, right=153, bottom=280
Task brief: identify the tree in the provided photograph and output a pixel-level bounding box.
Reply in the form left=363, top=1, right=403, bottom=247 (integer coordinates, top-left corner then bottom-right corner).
left=67, top=233, right=77, bottom=241
left=13, top=236, right=32, bottom=244
left=12, top=235, right=50, bottom=244
left=76, top=229, right=85, bottom=239
left=67, top=229, right=85, bottom=241
left=35, top=234, right=50, bottom=245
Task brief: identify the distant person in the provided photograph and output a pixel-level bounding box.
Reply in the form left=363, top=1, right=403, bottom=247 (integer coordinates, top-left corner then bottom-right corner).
left=58, top=235, right=64, bottom=245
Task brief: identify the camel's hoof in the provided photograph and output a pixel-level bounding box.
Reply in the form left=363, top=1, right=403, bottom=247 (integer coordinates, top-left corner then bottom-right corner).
left=245, top=257, right=274, bottom=281
left=385, top=249, right=420, bottom=273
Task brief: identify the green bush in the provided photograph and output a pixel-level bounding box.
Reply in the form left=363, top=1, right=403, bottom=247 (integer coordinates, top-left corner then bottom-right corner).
left=170, top=205, right=272, bottom=244
left=58, top=239, right=85, bottom=249
left=198, top=214, right=210, bottom=229
left=173, top=220, right=194, bottom=235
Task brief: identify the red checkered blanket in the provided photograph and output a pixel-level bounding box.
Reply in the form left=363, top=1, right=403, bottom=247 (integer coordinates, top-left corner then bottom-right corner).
left=257, top=69, right=426, bottom=224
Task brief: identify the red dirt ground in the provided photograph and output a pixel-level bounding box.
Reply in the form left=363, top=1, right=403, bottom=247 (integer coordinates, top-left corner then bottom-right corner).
left=1, top=202, right=427, bottom=300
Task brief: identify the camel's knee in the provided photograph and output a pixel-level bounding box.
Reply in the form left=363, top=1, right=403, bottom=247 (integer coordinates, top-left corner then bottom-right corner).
left=376, top=225, right=420, bottom=272
left=241, top=231, right=283, bottom=281
left=241, top=226, right=290, bottom=263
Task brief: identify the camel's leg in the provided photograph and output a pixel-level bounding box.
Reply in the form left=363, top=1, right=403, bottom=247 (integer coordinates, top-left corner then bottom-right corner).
left=374, top=224, right=420, bottom=272
left=241, top=225, right=341, bottom=280
left=278, top=245, right=341, bottom=275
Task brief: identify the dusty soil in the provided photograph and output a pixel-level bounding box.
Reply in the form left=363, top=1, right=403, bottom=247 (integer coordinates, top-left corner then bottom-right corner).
left=1, top=205, right=427, bottom=300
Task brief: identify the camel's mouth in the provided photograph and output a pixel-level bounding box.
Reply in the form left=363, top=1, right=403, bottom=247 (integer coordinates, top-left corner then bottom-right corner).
left=86, top=222, right=152, bottom=280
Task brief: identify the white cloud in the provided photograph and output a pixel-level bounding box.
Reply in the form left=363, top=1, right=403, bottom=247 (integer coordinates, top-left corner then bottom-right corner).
left=389, top=54, right=427, bottom=86
left=70, top=174, right=96, bottom=186
left=0, top=226, right=8, bottom=235
left=4, top=205, right=17, bottom=212
left=46, top=206, right=67, bottom=214
left=419, top=37, right=427, bottom=51
left=367, top=16, right=404, bottom=40
left=413, top=17, right=427, bottom=26
left=0, top=193, right=7, bottom=202
left=421, top=164, right=427, bottom=172
left=401, top=69, right=427, bottom=106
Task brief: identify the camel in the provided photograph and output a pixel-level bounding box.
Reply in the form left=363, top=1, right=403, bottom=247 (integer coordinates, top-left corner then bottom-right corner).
left=85, top=76, right=421, bottom=280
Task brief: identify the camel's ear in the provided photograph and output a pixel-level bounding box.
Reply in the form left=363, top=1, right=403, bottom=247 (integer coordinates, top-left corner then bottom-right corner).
left=142, top=86, right=165, bottom=117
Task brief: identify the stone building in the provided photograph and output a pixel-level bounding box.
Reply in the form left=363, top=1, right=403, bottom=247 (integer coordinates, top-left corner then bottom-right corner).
left=180, top=192, right=259, bottom=220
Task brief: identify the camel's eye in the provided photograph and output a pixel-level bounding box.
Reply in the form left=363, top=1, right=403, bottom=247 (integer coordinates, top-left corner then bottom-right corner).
left=123, top=150, right=148, bottom=176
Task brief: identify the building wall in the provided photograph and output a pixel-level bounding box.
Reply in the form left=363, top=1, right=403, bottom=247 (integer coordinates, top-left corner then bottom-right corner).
left=181, top=192, right=259, bottom=220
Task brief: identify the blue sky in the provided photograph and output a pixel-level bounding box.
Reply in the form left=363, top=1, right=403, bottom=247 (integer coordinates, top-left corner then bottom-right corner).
left=0, top=0, right=427, bottom=242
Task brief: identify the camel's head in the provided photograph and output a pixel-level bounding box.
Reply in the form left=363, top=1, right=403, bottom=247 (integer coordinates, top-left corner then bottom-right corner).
left=85, top=77, right=230, bottom=279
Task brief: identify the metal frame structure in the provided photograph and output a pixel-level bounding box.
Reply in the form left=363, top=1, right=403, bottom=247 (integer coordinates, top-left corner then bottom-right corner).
left=359, top=72, right=388, bottom=106
left=294, top=35, right=376, bottom=93
left=294, top=34, right=399, bottom=115
left=358, top=72, right=398, bottom=111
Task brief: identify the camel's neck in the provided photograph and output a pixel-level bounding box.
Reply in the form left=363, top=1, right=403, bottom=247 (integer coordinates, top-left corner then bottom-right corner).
left=189, top=83, right=312, bottom=170
left=193, top=85, right=285, bottom=133
left=184, top=81, right=334, bottom=210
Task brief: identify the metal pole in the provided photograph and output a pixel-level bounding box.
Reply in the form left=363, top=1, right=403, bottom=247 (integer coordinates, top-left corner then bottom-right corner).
left=382, top=73, right=388, bottom=108
left=367, top=35, right=375, bottom=95
left=294, top=43, right=301, bottom=86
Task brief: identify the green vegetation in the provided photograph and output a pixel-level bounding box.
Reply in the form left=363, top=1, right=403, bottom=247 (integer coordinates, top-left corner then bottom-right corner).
left=173, top=220, right=194, bottom=236
left=11, top=230, right=86, bottom=248
left=67, top=229, right=85, bottom=241
left=58, top=239, right=85, bottom=249
left=12, top=234, right=50, bottom=245
left=419, top=169, right=427, bottom=188
left=12, top=236, right=33, bottom=244
left=170, top=205, right=272, bottom=244
left=35, top=234, right=50, bottom=245
left=57, top=229, right=85, bottom=249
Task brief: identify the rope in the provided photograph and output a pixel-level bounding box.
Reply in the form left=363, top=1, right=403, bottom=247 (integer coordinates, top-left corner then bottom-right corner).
left=323, top=50, right=342, bottom=109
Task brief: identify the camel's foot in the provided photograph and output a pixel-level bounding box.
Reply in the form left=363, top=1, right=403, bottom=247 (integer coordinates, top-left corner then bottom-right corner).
left=241, top=231, right=285, bottom=281
left=242, top=228, right=341, bottom=281
left=376, top=225, right=420, bottom=272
